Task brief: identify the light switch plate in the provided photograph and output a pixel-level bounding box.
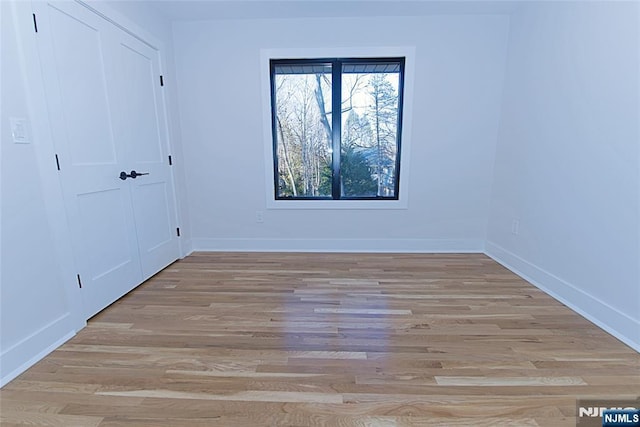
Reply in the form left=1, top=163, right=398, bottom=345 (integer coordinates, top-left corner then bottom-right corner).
left=10, top=117, right=29, bottom=144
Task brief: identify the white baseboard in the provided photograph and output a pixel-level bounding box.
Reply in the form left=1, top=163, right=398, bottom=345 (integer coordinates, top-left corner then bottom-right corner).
left=180, top=238, right=194, bottom=258
left=0, top=313, right=76, bottom=387
left=485, top=241, right=640, bottom=352
left=191, top=238, right=485, bottom=253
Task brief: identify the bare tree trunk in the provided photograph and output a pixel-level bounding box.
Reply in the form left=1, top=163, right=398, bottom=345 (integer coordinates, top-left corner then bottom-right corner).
left=375, top=93, right=383, bottom=196
left=314, top=75, right=332, bottom=142
left=277, top=117, right=298, bottom=196
left=315, top=74, right=334, bottom=195
left=301, top=95, right=313, bottom=196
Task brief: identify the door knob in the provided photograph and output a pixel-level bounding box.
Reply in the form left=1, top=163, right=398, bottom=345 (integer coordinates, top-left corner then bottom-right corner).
left=119, top=170, right=149, bottom=180
left=129, top=170, right=149, bottom=178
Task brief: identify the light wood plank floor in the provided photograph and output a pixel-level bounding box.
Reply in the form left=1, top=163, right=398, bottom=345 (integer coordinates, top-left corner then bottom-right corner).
left=1, top=252, right=638, bottom=426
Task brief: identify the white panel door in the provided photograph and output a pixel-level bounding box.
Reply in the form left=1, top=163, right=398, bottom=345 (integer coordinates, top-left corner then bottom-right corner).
left=34, top=1, right=179, bottom=318
left=113, top=37, right=179, bottom=279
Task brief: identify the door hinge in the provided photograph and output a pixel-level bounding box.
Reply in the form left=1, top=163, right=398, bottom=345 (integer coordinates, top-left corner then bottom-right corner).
left=176, top=227, right=181, bottom=237
left=168, top=155, right=173, bottom=165
left=32, top=13, right=38, bottom=33
left=77, top=274, right=82, bottom=289
left=55, top=154, right=61, bottom=171
left=160, top=75, right=164, bottom=86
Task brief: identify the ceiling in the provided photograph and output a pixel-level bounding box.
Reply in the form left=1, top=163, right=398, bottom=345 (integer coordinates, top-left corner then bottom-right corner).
left=148, top=0, right=522, bottom=21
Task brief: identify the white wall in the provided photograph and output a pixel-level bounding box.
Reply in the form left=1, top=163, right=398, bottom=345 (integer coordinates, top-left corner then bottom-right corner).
left=173, top=15, right=510, bottom=252
left=0, top=0, right=77, bottom=386
left=486, top=2, right=640, bottom=350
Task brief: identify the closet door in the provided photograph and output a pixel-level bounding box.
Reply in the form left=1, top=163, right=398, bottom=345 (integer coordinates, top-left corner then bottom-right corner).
left=34, top=1, right=179, bottom=318
left=113, top=35, right=180, bottom=279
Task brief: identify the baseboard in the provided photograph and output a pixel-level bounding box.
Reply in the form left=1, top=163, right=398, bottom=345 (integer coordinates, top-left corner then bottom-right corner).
left=0, top=313, right=76, bottom=387
left=180, top=238, right=194, bottom=258
left=191, top=238, right=485, bottom=253
left=485, top=241, right=640, bottom=352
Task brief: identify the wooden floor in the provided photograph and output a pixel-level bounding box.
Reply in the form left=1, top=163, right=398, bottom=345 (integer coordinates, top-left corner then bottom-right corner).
left=1, top=252, right=638, bottom=426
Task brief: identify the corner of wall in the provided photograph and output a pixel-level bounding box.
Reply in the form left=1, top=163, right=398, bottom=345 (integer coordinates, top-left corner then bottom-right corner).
left=485, top=242, right=640, bottom=352
left=483, top=3, right=639, bottom=354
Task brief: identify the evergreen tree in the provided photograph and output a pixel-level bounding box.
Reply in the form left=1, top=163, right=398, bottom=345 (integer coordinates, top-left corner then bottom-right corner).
left=341, top=145, right=377, bottom=197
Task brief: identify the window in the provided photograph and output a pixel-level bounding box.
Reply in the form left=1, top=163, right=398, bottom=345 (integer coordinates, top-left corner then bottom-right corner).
left=270, top=57, right=405, bottom=200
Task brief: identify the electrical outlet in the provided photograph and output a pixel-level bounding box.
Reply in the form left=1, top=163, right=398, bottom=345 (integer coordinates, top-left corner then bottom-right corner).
left=511, top=219, right=520, bottom=235
left=256, top=210, right=264, bottom=223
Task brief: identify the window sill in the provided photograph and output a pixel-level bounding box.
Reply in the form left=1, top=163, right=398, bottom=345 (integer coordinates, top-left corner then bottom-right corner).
left=266, top=199, right=408, bottom=210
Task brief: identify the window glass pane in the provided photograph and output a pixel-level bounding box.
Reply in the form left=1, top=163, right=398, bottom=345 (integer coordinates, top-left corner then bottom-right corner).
left=273, top=63, right=332, bottom=198
left=341, top=63, right=400, bottom=198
